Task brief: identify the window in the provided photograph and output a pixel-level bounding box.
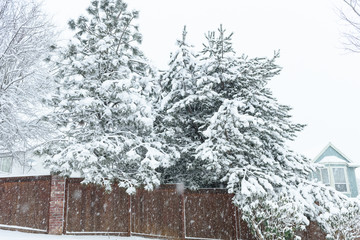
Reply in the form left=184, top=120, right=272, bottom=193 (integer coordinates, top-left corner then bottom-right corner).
left=313, top=168, right=330, bottom=186
left=320, top=168, right=330, bottom=186
left=332, top=168, right=348, bottom=192
left=312, top=166, right=349, bottom=193
left=0, top=156, right=12, bottom=173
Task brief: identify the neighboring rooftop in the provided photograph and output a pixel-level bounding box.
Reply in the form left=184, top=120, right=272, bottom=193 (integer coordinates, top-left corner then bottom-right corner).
left=313, top=142, right=360, bottom=167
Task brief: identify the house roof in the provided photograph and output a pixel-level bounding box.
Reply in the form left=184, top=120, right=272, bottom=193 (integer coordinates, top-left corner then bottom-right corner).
left=313, top=143, right=360, bottom=167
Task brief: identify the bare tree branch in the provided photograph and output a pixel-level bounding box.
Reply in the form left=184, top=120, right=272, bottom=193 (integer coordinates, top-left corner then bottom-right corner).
left=0, top=0, right=56, bottom=160
left=340, top=0, right=360, bottom=52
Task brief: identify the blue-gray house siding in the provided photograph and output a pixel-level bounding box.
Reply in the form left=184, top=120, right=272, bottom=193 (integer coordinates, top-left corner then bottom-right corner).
left=313, top=143, right=359, bottom=198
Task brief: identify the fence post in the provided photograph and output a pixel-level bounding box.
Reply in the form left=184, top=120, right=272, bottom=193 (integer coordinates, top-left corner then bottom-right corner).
left=128, top=194, right=132, bottom=237
left=48, top=175, right=66, bottom=235
left=177, top=183, right=186, bottom=240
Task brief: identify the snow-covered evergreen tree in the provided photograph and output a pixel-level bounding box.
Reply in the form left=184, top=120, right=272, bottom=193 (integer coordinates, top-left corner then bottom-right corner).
left=158, top=25, right=313, bottom=238
left=43, top=0, right=168, bottom=193
left=157, top=25, right=360, bottom=239
left=193, top=26, right=360, bottom=239
left=156, top=26, right=207, bottom=187
left=194, top=26, right=313, bottom=238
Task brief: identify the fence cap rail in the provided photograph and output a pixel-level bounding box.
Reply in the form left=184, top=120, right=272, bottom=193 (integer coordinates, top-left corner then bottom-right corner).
left=0, top=175, right=51, bottom=183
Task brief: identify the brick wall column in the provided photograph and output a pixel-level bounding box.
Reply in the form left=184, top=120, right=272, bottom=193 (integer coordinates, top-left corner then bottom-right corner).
left=48, top=175, right=66, bottom=235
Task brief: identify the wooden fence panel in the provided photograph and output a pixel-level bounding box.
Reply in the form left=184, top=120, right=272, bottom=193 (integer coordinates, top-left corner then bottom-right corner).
left=131, top=185, right=183, bottom=238
left=65, top=178, right=130, bottom=235
left=298, top=220, right=327, bottom=240
left=0, top=176, right=329, bottom=239
left=0, top=176, right=51, bottom=232
left=184, top=189, right=238, bottom=239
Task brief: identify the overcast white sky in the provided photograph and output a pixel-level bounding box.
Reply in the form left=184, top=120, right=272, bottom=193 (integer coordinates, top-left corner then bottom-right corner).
left=43, top=0, right=360, bottom=163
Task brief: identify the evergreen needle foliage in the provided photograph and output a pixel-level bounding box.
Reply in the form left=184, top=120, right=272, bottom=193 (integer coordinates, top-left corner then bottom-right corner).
left=35, top=0, right=360, bottom=238
left=43, top=0, right=168, bottom=193
left=157, top=25, right=360, bottom=239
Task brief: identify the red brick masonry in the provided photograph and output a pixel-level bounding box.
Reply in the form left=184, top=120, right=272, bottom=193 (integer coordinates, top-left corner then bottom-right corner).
left=48, top=175, right=66, bottom=235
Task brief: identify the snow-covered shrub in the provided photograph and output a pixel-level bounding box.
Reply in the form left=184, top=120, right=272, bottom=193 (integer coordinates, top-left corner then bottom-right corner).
left=240, top=192, right=308, bottom=240
left=324, top=199, right=360, bottom=239
left=317, top=194, right=360, bottom=240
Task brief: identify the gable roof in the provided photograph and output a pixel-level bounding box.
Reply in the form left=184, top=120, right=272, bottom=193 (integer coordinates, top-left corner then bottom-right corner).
left=314, top=143, right=350, bottom=163
left=313, top=143, right=360, bottom=167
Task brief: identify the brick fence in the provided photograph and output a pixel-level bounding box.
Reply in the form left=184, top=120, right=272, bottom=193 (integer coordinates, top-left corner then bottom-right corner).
left=0, top=175, right=327, bottom=239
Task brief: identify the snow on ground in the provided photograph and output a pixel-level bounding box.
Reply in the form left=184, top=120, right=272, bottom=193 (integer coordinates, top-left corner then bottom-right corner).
left=0, top=229, right=160, bottom=240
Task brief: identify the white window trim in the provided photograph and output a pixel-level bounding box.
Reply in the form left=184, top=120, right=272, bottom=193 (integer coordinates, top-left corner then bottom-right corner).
left=330, top=166, right=350, bottom=193
left=317, top=166, right=350, bottom=194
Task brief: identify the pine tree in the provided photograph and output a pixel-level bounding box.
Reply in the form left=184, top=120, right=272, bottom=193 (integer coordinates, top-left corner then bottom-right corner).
left=156, top=26, right=205, bottom=187
left=194, top=26, right=314, bottom=238
left=43, top=0, right=168, bottom=193
left=159, top=25, right=317, bottom=238
left=192, top=26, right=360, bottom=239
